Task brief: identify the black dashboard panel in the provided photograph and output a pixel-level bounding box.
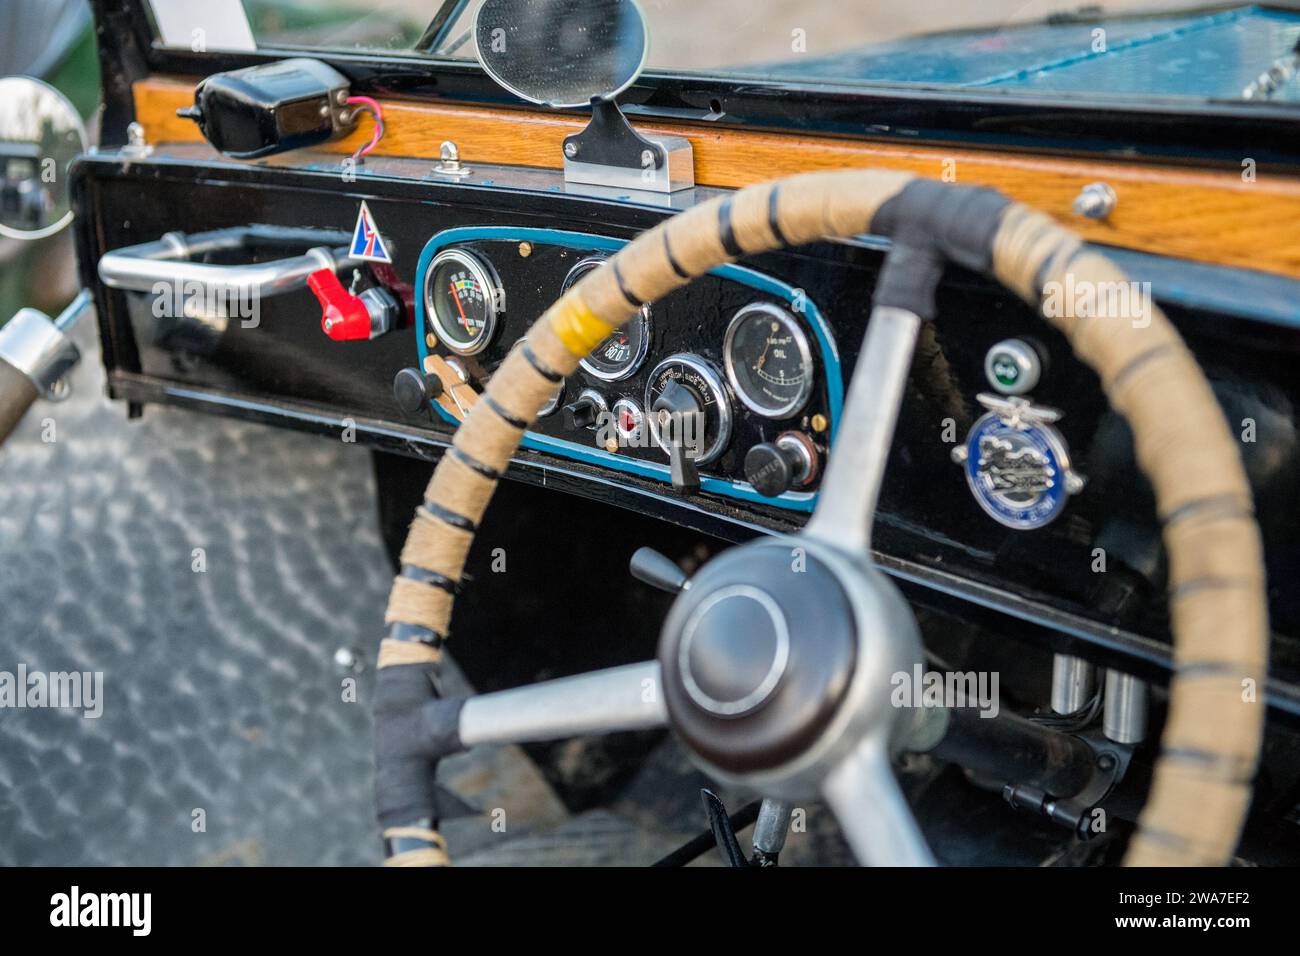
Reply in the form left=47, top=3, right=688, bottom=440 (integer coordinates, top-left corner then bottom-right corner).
left=411, top=229, right=838, bottom=512
left=72, top=149, right=1300, bottom=702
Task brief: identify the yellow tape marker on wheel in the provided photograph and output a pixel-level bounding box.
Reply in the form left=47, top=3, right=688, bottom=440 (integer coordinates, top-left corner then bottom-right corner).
left=549, top=290, right=616, bottom=357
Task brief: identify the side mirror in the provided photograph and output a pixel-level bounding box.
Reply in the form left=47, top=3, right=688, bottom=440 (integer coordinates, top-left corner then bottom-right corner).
left=0, top=76, right=87, bottom=240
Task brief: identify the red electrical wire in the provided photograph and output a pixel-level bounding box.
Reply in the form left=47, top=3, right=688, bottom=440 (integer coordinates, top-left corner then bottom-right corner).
left=345, top=95, right=385, bottom=161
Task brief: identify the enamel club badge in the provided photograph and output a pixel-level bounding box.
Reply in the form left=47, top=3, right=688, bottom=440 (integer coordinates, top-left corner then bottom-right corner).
left=952, top=394, right=1085, bottom=530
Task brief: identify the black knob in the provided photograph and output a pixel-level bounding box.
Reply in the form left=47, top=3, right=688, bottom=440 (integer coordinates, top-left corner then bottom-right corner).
left=744, top=440, right=807, bottom=498
left=563, top=395, right=601, bottom=430
left=393, top=367, right=444, bottom=416
left=629, top=547, right=691, bottom=594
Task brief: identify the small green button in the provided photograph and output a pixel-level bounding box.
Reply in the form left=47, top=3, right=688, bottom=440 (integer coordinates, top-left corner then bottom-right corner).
left=984, top=338, right=1041, bottom=395
left=991, top=356, right=1021, bottom=388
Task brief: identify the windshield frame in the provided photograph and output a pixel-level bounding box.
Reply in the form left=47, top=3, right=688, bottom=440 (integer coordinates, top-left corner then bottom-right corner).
left=104, top=0, right=1300, bottom=170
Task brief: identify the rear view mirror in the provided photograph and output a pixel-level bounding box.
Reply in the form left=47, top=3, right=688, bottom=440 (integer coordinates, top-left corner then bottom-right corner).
left=0, top=76, right=87, bottom=240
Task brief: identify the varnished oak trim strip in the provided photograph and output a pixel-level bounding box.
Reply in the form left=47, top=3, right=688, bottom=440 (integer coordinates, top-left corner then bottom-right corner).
left=134, top=77, right=1300, bottom=279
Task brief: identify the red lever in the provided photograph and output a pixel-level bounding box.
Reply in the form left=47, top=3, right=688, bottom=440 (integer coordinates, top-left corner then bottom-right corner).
left=308, top=268, right=372, bottom=341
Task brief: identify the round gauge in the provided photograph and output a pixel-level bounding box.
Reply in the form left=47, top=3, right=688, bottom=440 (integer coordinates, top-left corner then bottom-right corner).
left=426, top=248, right=501, bottom=355
left=723, top=303, right=815, bottom=419
left=564, top=257, right=651, bottom=381
left=644, top=354, right=732, bottom=466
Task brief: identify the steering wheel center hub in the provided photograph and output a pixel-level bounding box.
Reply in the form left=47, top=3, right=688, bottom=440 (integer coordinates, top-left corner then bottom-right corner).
left=658, top=542, right=860, bottom=774
left=679, top=584, right=791, bottom=716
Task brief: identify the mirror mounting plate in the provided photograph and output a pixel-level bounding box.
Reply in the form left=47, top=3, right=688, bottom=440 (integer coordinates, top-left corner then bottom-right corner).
left=562, top=98, right=694, bottom=194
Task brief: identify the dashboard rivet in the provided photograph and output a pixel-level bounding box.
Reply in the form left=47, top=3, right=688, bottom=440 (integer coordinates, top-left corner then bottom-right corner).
left=518, top=241, right=533, bottom=258
left=425, top=332, right=437, bottom=349
left=1073, top=182, right=1117, bottom=220
left=564, top=141, right=578, bottom=158
left=811, top=413, right=828, bottom=433
left=605, top=438, right=620, bottom=453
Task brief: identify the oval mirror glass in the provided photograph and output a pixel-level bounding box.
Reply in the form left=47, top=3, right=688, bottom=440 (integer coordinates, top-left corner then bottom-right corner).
left=474, top=0, right=649, bottom=109
left=0, top=76, right=86, bottom=240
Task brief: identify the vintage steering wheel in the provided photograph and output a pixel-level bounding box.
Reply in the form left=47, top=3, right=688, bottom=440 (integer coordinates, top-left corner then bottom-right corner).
left=373, top=171, right=1268, bottom=867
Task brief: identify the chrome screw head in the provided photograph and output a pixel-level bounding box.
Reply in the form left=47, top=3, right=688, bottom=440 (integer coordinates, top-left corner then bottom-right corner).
left=1073, top=182, right=1117, bottom=220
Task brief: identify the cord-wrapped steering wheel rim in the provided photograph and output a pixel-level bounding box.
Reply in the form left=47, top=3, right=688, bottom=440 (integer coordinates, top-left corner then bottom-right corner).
left=374, top=169, right=1268, bottom=867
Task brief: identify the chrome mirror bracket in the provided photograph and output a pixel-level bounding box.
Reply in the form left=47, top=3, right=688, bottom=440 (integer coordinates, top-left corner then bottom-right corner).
left=562, top=98, right=695, bottom=194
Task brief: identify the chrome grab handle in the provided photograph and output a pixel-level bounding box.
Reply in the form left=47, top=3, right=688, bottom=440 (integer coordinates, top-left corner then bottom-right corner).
left=97, top=227, right=361, bottom=299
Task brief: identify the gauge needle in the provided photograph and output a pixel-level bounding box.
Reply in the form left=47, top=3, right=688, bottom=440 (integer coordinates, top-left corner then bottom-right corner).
left=450, top=281, right=470, bottom=331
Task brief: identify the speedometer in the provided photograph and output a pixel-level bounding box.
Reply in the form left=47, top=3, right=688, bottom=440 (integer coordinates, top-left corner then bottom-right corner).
left=565, top=256, right=651, bottom=382
left=723, top=303, right=814, bottom=419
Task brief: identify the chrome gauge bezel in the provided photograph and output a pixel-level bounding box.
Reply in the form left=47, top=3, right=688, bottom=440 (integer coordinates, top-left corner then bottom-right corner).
left=723, top=302, right=815, bottom=419
left=611, top=397, right=645, bottom=444
left=644, top=353, right=733, bottom=466
left=425, top=247, right=501, bottom=356
left=565, top=256, right=652, bottom=382
left=537, top=378, right=565, bottom=418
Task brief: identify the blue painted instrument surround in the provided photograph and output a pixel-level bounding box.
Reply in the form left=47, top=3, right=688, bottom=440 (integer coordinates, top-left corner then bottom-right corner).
left=414, top=227, right=845, bottom=513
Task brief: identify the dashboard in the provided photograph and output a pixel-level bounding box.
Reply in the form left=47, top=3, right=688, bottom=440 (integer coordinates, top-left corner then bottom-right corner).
left=73, top=146, right=1300, bottom=710
left=413, top=226, right=839, bottom=511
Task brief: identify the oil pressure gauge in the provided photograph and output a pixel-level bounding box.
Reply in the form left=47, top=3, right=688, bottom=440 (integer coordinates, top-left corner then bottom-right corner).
left=723, top=303, right=814, bottom=419
left=564, top=256, right=651, bottom=381
left=426, top=248, right=501, bottom=355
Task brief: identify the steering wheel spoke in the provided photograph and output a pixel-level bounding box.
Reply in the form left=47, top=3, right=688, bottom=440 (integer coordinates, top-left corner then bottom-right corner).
left=803, top=306, right=921, bottom=555
left=823, top=736, right=935, bottom=867
left=457, top=660, right=666, bottom=747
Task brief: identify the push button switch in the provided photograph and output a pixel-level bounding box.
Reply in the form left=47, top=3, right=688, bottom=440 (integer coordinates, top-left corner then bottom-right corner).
left=744, top=432, right=817, bottom=498
left=393, top=367, right=445, bottom=417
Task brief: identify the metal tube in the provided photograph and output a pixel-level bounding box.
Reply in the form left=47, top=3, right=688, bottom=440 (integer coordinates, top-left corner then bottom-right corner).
left=1103, top=671, right=1148, bottom=744
left=1051, top=653, right=1097, bottom=714
left=926, top=705, right=1096, bottom=798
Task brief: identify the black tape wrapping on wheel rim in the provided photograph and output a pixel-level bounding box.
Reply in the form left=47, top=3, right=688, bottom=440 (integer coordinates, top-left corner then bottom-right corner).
left=373, top=663, right=467, bottom=829
left=868, top=180, right=1011, bottom=319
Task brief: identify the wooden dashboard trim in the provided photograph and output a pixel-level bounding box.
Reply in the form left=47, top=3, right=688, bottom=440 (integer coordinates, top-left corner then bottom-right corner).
left=133, top=76, right=1300, bottom=279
